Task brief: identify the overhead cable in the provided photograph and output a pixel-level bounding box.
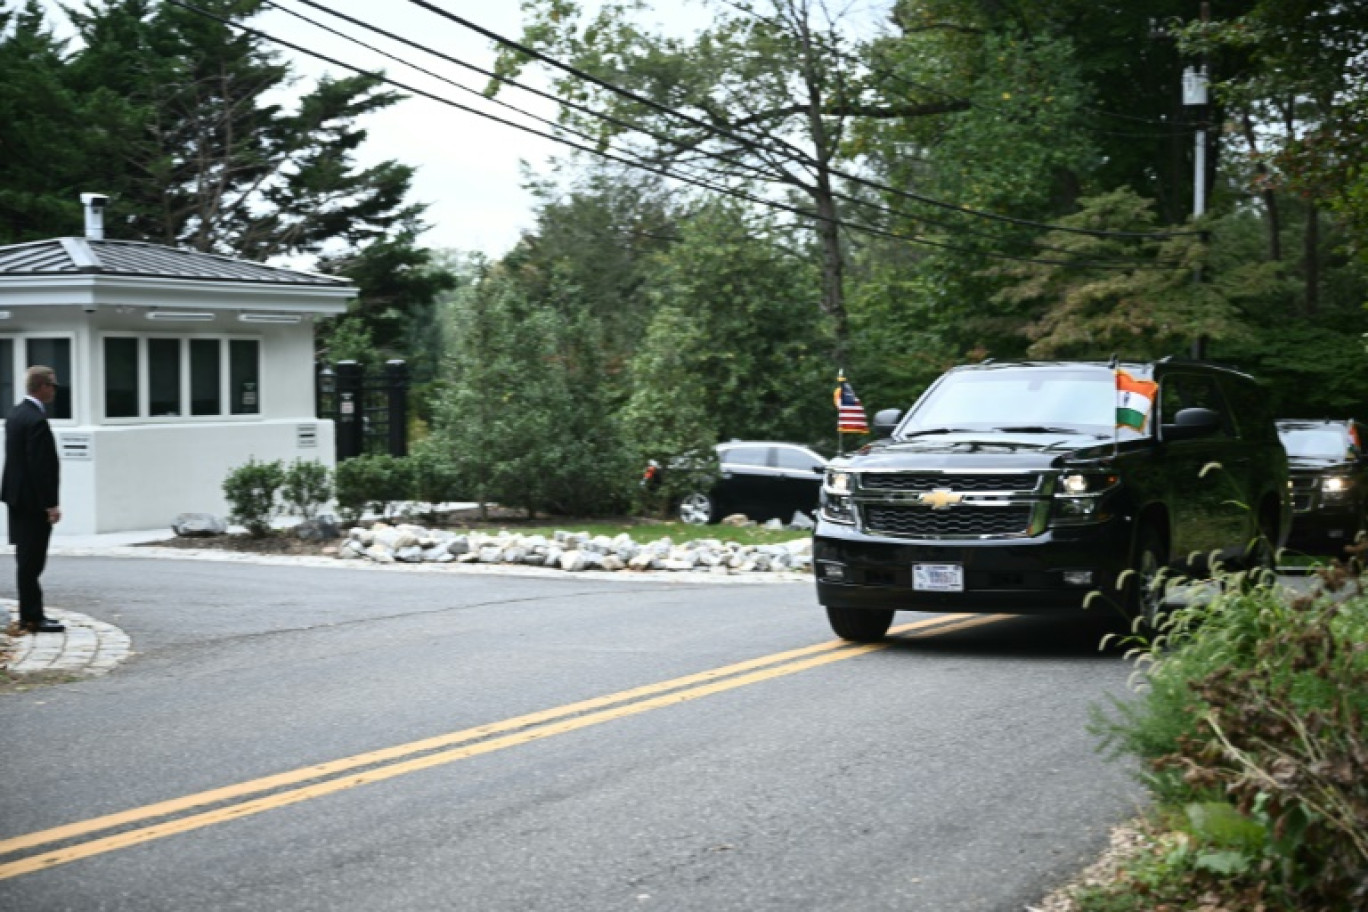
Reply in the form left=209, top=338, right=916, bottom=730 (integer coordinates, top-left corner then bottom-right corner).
left=404, top=0, right=1203, bottom=241
left=272, top=0, right=1167, bottom=264
left=165, top=0, right=1190, bottom=270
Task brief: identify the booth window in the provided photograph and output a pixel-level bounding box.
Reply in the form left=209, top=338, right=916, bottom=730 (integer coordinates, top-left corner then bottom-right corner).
left=102, top=335, right=259, bottom=419
left=190, top=339, right=221, bottom=415
left=149, top=338, right=181, bottom=416
left=24, top=337, right=72, bottom=419
left=230, top=339, right=260, bottom=414
left=0, top=339, right=12, bottom=410
left=104, top=337, right=139, bottom=418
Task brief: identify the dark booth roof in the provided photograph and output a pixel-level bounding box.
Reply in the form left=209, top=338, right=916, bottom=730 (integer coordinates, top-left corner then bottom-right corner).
left=0, top=238, right=351, bottom=287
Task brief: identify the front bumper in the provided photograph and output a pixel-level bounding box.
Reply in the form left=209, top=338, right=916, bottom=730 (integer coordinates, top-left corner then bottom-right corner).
left=813, top=516, right=1132, bottom=614
left=1285, top=508, right=1363, bottom=554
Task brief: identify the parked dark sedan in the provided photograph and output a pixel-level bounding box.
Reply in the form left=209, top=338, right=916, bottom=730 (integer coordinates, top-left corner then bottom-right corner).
left=1277, top=419, right=1368, bottom=554
left=646, top=441, right=827, bottom=525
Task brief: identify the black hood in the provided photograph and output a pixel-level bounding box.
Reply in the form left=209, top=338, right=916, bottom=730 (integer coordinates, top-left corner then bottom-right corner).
left=1287, top=455, right=1353, bottom=472
left=840, top=430, right=1113, bottom=471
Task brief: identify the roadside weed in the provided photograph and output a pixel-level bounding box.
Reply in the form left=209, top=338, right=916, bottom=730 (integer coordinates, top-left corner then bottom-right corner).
left=1085, top=555, right=1368, bottom=911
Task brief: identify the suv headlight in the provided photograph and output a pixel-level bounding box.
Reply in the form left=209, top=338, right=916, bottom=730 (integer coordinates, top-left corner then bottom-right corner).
left=1050, top=472, right=1118, bottom=526
left=1322, top=475, right=1353, bottom=502
left=821, top=470, right=855, bottom=524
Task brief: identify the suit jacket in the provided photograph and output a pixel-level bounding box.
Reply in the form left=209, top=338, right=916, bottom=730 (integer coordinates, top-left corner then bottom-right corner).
left=2, top=398, right=60, bottom=515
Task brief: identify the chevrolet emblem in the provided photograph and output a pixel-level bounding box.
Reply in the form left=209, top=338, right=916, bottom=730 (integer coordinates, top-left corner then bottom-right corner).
left=918, top=488, right=963, bottom=510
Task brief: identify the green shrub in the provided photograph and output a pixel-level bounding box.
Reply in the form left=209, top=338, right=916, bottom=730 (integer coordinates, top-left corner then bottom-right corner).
left=222, top=458, right=285, bottom=538
left=1092, top=562, right=1368, bottom=909
left=281, top=459, right=332, bottom=520
left=368, top=454, right=413, bottom=518
left=332, top=454, right=414, bottom=523
left=408, top=440, right=464, bottom=516
left=332, top=458, right=370, bottom=525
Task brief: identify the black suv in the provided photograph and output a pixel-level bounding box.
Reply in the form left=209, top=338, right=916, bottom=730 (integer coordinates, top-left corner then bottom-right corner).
left=1277, top=419, right=1368, bottom=554
left=813, top=360, right=1290, bottom=641
left=647, top=441, right=827, bottom=525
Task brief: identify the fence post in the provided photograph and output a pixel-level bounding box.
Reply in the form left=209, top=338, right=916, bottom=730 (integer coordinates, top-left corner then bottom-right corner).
left=385, top=359, right=409, bottom=458
left=335, top=360, right=364, bottom=461
left=315, top=361, right=335, bottom=421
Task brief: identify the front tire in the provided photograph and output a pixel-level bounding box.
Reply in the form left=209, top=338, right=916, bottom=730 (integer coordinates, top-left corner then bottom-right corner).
left=1124, top=524, right=1167, bottom=632
left=678, top=492, right=716, bottom=525
left=826, top=605, right=894, bottom=643
left=1239, top=506, right=1279, bottom=590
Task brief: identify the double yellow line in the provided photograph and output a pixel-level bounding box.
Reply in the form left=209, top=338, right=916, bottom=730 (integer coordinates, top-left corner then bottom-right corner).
left=0, top=612, right=1007, bottom=880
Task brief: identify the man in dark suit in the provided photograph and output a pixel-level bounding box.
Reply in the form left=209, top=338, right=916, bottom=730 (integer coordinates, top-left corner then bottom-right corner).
left=2, top=365, right=64, bottom=634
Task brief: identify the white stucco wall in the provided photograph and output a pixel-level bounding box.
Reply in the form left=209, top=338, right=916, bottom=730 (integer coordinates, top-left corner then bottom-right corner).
left=55, top=420, right=336, bottom=534
left=1, top=272, right=351, bottom=535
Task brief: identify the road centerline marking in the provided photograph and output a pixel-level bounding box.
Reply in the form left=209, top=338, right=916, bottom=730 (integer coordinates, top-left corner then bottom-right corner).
left=0, top=612, right=1005, bottom=880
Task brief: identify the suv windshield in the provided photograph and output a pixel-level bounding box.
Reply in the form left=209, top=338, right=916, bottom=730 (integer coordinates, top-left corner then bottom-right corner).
left=1279, top=426, right=1351, bottom=460
left=900, top=366, right=1122, bottom=438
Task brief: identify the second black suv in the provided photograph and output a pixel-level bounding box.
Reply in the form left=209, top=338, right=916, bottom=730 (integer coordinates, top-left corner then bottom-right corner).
left=647, top=441, right=827, bottom=525
left=813, top=359, right=1290, bottom=641
left=1277, top=419, right=1368, bottom=554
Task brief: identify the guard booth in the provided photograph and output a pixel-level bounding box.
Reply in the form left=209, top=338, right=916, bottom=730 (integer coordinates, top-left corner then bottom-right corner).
left=0, top=195, right=355, bottom=534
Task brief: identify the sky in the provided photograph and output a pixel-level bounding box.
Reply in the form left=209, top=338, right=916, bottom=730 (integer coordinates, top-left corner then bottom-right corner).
left=34, top=0, right=887, bottom=259
left=251, top=0, right=598, bottom=258
left=29, top=0, right=714, bottom=255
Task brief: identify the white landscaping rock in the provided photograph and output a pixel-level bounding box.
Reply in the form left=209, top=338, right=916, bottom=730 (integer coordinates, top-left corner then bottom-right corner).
left=337, top=522, right=812, bottom=578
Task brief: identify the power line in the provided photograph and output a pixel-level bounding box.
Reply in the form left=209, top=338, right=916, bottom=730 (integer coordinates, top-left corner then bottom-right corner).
left=268, top=0, right=1167, bottom=265
left=400, top=0, right=1202, bottom=242
left=165, top=0, right=1189, bottom=271
left=719, top=0, right=1195, bottom=141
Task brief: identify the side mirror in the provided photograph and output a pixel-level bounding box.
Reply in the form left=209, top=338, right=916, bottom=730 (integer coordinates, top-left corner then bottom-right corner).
left=1163, top=407, right=1222, bottom=441
left=872, top=408, right=902, bottom=439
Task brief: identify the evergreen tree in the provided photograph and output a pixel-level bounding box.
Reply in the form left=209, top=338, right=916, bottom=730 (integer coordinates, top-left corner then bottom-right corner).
left=435, top=265, right=631, bottom=518
left=628, top=200, right=833, bottom=449
left=0, top=0, right=92, bottom=241
left=58, top=0, right=422, bottom=260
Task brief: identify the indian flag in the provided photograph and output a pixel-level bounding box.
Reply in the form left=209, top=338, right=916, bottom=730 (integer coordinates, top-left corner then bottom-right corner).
left=1116, top=369, right=1158, bottom=431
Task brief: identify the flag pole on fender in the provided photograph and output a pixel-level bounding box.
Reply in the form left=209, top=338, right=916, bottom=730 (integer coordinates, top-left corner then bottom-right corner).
left=835, top=369, right=870, bottom=457
left=1110, top=355, right=1119, bottom=460
left=1114, top=357, right=1159, bottom=461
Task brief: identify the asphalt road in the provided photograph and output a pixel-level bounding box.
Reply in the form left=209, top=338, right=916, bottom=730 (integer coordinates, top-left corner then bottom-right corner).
left=0, top=556, right=1147, bottom=911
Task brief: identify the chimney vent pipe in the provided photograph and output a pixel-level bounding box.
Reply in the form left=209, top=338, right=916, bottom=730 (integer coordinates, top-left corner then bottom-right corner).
left=80, top=192, right=109, bottom=240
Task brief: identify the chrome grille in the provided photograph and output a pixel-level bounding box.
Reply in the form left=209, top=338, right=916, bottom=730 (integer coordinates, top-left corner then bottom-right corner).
left=1289, top=475, right=1318, bottom=513
left=859, top=473, right=1039, bottom=494
left=864, top=505, right=1034, bottom=538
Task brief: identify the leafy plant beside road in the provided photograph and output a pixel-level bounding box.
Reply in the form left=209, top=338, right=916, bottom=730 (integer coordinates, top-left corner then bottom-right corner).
left=1081, top=557, right=1368, bottom=911
left=223, top=458, right=333, bottom=538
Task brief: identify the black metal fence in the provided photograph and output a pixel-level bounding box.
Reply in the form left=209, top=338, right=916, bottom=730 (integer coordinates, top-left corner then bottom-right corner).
left=316, top=360, right=410, bottom=462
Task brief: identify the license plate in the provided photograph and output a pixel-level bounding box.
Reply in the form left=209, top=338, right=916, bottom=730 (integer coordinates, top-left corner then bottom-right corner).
left=913, top=563, right=964, bottom=592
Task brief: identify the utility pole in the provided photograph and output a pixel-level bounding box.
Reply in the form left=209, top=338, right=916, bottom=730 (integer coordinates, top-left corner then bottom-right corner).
left=1184, top=66, right=1207, bottom=220
left=1182, top=1, right=1211, bottom=359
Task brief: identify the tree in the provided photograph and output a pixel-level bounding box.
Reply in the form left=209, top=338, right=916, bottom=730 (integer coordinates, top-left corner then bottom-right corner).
left=55, top=0, right=424, bottom=261
left=850, top=19, right=1105, bottom=367
left=317, top=226, right=457, bottom=368
left=989, top=189, right=1242, bottom=359
left=628, top=199, right=833, bottom=447
left=501, top=0, right=923, bottom=361
left=1181, top=1, right=1368, bottom=269
left=0, top=0, right=94, bottom=241
left=502, top=164, right=679, bottom=363
left=1, top=0, right=457, bottom=365
left=434, top=264, right=631, bottom=518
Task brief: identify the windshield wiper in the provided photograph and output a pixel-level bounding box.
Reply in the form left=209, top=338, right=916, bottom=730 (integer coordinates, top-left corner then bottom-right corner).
left=900, top=427, right=977, bottom=438
left=993, top=425, right=1080, bottom=434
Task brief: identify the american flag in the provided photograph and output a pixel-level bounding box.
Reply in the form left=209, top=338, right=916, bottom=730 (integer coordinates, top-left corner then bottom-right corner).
left=834, top=372, right=869, bottom=434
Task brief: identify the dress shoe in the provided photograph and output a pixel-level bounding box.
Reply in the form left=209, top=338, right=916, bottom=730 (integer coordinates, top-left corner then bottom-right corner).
left=20, top=619, right=65, bottom=634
